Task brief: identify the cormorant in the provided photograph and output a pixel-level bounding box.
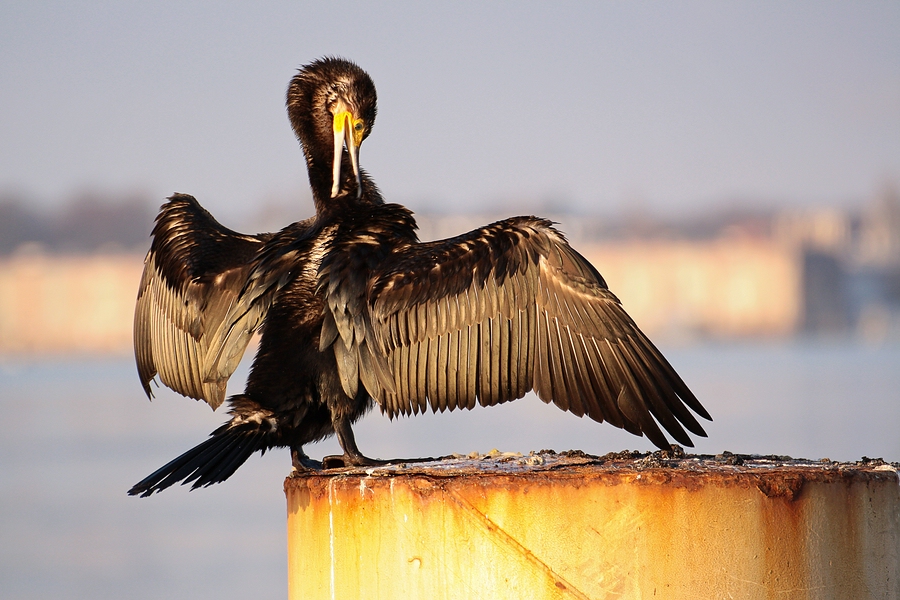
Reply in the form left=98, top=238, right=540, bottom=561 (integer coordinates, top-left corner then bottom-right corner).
left=129, top=57, right=711, bottom=497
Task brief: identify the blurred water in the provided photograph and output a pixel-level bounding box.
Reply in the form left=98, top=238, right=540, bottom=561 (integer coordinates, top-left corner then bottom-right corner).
left=1, top=341, right=898, bottom=599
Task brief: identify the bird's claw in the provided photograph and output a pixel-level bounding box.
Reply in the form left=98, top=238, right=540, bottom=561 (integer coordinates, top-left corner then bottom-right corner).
left=292, top=448, right=323, bottom=471
left=322, top=454, right=389, bottom=469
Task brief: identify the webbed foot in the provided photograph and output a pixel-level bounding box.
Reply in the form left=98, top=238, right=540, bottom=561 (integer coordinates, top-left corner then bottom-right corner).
left=291, top=447, right=323, bottom=472
left=322, top=453, right=389, bottom=469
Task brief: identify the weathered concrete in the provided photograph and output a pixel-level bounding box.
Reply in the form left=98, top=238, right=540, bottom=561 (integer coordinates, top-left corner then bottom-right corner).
left=285, top=451, right=899, bottom=600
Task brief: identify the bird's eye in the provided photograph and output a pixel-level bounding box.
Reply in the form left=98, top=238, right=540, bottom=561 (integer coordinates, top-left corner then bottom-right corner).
left=354, top=122, right=364, bottom=132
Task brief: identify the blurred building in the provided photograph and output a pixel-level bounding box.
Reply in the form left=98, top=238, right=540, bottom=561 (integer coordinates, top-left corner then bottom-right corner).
left=0, top=231, right=806, bottom=357
left=0, top=186, right=898, bottom=356
left=0, top=248, right=141, bottom=356
left=581, top=237, right=800, bottom=340
left=774, top=184, right=900, bottom=340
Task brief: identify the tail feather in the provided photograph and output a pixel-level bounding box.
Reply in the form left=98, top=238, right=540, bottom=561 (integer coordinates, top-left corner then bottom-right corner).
left=155, top=433, right=246, bottom=491
left=177, top=431, right=249, bottom=485
left=129, top=425, right=268, bottom=497
left=188, top=431, right=266, bottom=488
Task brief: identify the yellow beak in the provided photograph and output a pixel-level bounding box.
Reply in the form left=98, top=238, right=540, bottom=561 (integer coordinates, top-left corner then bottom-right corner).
left=331, top=110, right=364, bottom=198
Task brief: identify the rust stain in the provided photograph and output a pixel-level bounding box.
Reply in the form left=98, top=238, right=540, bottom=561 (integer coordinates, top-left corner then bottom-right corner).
left=755, top=474, right=805, bottom=500
left=761, top=490, right=808, bottom=599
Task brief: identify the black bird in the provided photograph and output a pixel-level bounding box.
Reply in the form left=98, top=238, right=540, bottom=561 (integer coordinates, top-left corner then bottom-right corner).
left=129, top=57, right=711, bottom=497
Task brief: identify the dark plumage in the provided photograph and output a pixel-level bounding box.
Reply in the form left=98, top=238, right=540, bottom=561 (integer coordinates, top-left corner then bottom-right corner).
left=129, top=57, right=711, bottom=497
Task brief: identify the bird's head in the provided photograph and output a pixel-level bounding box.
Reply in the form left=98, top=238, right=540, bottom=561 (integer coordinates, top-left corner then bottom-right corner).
left=287, top=57, right=377, bottom=200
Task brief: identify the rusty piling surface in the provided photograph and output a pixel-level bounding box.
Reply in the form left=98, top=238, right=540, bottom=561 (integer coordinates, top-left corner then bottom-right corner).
left=285, top=451, right=900, bottom=599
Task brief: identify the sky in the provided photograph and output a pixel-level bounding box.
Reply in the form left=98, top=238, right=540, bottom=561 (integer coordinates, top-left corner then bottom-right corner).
left=1, top=1, right=898, bottom=223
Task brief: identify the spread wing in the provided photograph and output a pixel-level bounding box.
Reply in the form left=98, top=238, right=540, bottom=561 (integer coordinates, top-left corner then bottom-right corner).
left=134, top=194, right=269, bottom=409
left=327, top=216, right=711, bottom=449
left=200, top=217, right=323, bottom=388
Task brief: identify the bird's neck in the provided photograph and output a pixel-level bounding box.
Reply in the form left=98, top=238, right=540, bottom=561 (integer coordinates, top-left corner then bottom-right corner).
left=305, top=151, right=334, bottom=210
left=304, top=150, right=382, bottom=217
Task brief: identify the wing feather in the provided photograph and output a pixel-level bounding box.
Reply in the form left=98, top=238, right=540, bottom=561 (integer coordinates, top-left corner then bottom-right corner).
left=322, top=214, right=710, bottom=450
left=416, top=337, right=429, bottom=414
left=399, top=342, right=414, bottom=413
left=546, top=313, right=571, bottom=412
left=133, top=194, right=270, bottom=409
left=447, top=329, right=461, bottom=410
left=498, top=315, right=511, bottom=403
left=464, top=324, right=478, bottom=410
left=534, top=308, right=554, bottom=404
left=560, top=326, right=587, bottom=417
left=508, top=309, right=522, bottom=400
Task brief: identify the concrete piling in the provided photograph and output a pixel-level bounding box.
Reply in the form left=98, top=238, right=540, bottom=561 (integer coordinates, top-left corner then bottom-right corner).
left=285, top=451, right=900, bottom=599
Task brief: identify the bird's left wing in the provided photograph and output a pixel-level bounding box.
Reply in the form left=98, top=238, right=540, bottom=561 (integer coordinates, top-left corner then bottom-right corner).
left=348, top=216, right=711, bottom=449
left=134, top=194, right=269, bottom=409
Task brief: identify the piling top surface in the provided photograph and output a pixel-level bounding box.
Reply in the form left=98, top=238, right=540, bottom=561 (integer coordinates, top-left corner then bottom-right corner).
left=285, top=449, right=899, bottom=498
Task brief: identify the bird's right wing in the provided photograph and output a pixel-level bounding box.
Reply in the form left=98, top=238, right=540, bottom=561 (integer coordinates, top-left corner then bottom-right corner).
left=134, top=194, right=268, bottom=409
left=353, top=216, right=710, bottom=450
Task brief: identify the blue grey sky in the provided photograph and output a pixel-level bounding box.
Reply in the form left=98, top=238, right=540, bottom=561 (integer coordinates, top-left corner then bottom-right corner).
left=1, top=2, right=897, bottom=221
